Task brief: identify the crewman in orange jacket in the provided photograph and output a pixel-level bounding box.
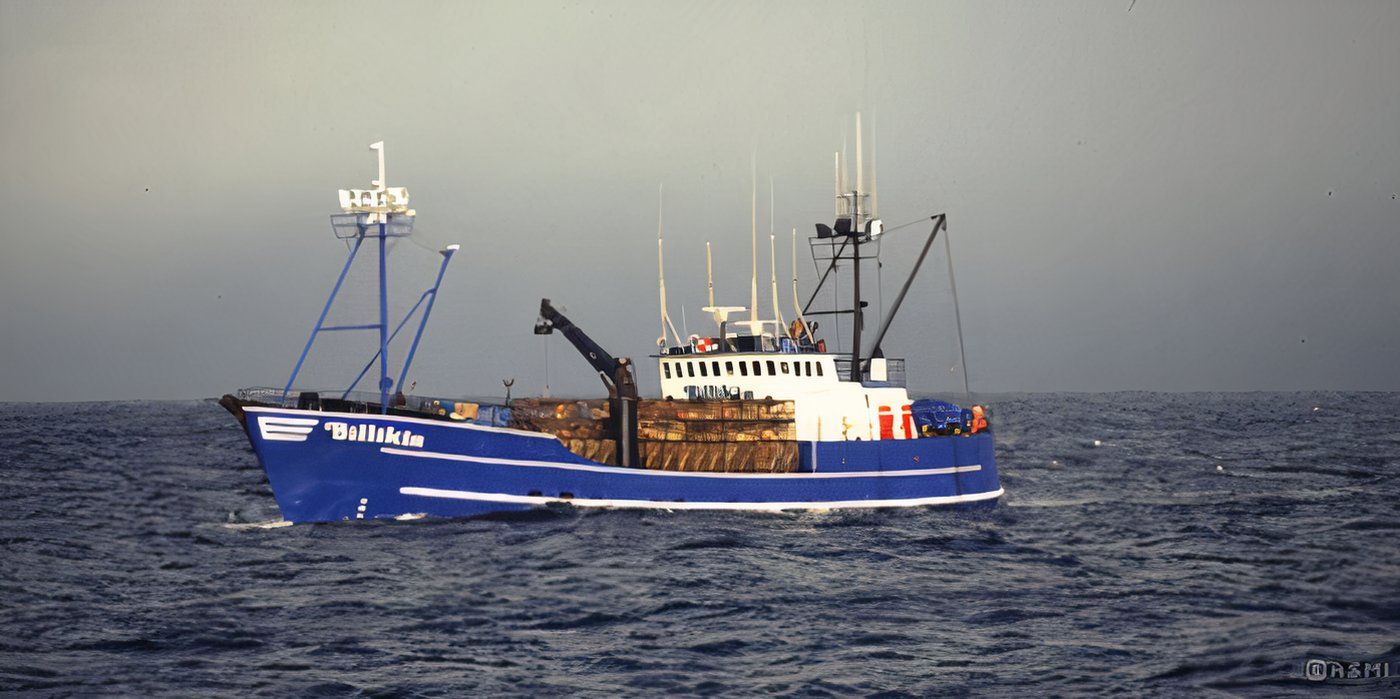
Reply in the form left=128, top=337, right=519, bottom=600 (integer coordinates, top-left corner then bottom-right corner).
left=969, top=405, right=988, bottom=434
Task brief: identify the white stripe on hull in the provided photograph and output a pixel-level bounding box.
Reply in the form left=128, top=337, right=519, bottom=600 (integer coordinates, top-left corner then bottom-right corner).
left=381, top=446, right=981, bottom=479
left=244, top=406, right=557, bottom=440
left=259, top=417, right=320, bottom=426
left=261, top=433, right=314, bottom=442
left=399, top=486, right=1004, bottom=511
left=256, top=415, right=320, bottom=442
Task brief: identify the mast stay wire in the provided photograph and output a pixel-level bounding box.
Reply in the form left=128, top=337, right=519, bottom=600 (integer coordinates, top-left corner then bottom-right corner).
left=943, top=227, right=971, bottom=398
left=794, top=210, right=971, bottom=397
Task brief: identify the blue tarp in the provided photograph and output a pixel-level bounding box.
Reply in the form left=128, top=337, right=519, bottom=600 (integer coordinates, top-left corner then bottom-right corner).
left=471, top=404, right=512, bottom=427
left=910, top=399, right=969, bottom=435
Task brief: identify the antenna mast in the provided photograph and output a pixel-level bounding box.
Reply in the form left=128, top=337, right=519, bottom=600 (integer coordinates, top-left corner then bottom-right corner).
left=840, top=129, right=849, bottom=206
left=749, top=154, right=759, bottom=327
left=371, top=142, right=390, bottom=408
left=833, top=152, right=842, bottom=217
left=856, top=112, right=863, bottom=196
left=769, top=234, right=785, bottom=333
left=848, top=113, right=864, bottom=381
left=871, top=111, right=878, bottom=218
left=706, top=241, right=716, bottom=330
left=791, top=227, right=815, bottom=344
left=769, top=179, right=783, bottom=332
left=657, top=184, right=681, bottom=347
left=286, top=141, right=433, bottom=413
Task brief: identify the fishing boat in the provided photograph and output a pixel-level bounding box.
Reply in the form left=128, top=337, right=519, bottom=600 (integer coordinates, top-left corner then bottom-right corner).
left=223, top=131, right=1001, bottom=523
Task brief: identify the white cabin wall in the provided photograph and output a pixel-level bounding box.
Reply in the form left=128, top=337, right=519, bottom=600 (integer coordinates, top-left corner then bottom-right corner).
left=655, top=354, right=913, bottom=442
left=864, top=386, right=915, bottom=440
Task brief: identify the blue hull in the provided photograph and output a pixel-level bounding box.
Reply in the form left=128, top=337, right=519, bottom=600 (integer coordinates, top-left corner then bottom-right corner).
left=241, top=406, right=1002, bottom=523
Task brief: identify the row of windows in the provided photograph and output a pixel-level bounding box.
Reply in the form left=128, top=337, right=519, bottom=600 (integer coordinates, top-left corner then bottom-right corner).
left=663, top=358, right=825, bottom=380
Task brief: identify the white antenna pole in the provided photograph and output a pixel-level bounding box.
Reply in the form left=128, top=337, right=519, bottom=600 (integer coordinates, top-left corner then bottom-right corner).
left=749, top=153, right=759, bottom=325
left=657, top=238, right=666, bottom=341
left=706, top=241, right=716, bottom=330
left=856, top=111, right=864, bottom=197
left=839, top=131, right=849, bottom=214
left=657, top=184, right=682, bottom=346
left=871, top=111, right=878, bottom=218
left=370, top=141, right=385, bottom=191
left=833, top=151, right=841, bottom=217
left=769, top=233, right=785, bottom=331
left=841, top=128, right=849, bottom=194
left=658, top=185, right=666, bottom=342
left=658, top=239, right=682, bottom=346
left=368, top=141, right=387, bottom=224
left=792, top=227, right=815, bottom=344
left=769, top=177, right=783, bottom=330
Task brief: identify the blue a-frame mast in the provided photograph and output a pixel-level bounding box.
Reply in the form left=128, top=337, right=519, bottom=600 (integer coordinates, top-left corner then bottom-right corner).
left=281, top=142, right=457, bottom=413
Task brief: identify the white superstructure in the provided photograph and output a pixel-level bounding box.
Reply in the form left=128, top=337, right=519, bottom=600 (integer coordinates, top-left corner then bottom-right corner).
left=656, top=339, right=913, bottom=443
left=652, top=112, right=944, bottom=444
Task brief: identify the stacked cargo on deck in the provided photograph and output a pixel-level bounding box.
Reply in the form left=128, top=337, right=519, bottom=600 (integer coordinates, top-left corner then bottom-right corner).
left=508, top=398, right=798, bottom=472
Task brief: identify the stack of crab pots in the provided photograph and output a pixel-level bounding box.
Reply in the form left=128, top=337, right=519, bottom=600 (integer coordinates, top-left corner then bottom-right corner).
left=507, top=398, right=798, bottom=472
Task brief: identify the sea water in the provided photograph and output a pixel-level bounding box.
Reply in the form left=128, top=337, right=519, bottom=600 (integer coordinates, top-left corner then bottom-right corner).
left=2, top=393, right=1396, bottom=694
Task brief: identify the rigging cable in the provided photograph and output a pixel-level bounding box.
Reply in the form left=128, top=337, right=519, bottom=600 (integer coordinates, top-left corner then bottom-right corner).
left=877, top=249, right=884, bottom=342
left=943, top=227, right=971, bottom=398
left=542, top=334, right=550, bottom=398
left=833, top=238, right=842, bottom=354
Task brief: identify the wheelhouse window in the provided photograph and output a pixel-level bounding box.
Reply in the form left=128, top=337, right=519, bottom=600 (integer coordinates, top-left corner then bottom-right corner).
left=687, top=362, right=695, bottom=377
left=781, top=362, right=790, bottom=375
left=739, top=362, right=748, bottom=376
left=725, top=361, right=734, bottom=376
left=712, top=361, right=720, bottom=376
left=751, top=360, right=761, bottom=375
left=815, top=362, right=823, bottom=377
left=699, top=362, right=708, bottom=377
left=767, top=360, right=776, bottom=375
left=663, top=363, right=672, bottom=379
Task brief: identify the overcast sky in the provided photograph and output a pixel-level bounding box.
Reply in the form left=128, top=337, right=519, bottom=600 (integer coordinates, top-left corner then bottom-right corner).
left=1, top=0, right=1396, bottom=402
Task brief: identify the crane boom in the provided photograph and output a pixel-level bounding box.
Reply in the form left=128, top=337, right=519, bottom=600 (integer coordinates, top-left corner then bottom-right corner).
left=533, top=298, right=640, bottom=467
left=533, top=299, right=636, bottom=399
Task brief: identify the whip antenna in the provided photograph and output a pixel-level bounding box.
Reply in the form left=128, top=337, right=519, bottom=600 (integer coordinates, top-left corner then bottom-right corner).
left=833, top=152, right=842, bottom=217
left=871, top=112, right=878, bottom=218
left=769, top=178, right=784, bottom=331
left=749, top=152, right=759, bottom=327
left=769, top=234, right=785, bottom=333
left=706, top=241, right=716, bottom=330
left=657, top=184, right=682, bottom=347
left=856, top=111, right=863, bottom=196
left=791, top=227, right=815, bottom=345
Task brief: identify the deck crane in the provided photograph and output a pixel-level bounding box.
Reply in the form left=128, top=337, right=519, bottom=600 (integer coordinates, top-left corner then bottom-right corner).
left=533, top=298, right=640, bottom=468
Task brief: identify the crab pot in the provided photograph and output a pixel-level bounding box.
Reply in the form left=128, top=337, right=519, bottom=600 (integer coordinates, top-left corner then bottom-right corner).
left=508, top=398, right=798, bottom=471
